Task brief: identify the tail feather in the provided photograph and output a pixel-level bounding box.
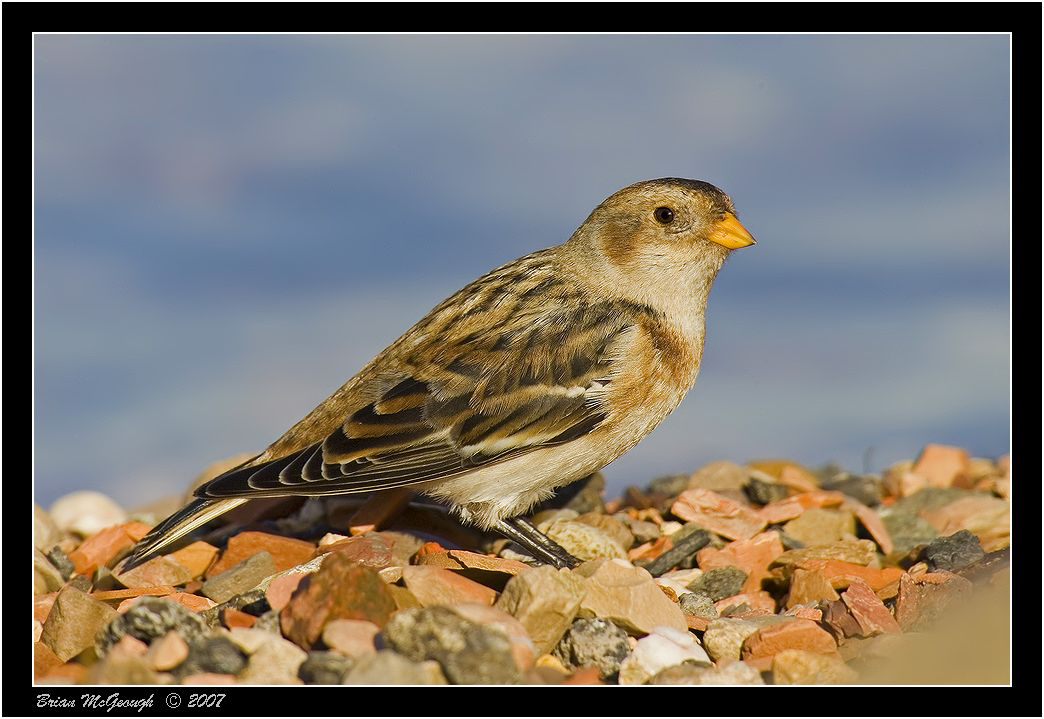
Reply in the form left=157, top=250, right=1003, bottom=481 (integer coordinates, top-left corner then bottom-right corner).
left=120, top=497, right=248, bottom=572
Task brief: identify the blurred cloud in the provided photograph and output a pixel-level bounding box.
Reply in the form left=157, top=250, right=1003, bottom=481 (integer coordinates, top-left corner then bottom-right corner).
left=34, top=34, right=1010, bottom=507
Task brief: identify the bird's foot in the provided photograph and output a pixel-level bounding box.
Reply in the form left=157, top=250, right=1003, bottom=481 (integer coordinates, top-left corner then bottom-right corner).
left=495, top=516, right=581, bottom=569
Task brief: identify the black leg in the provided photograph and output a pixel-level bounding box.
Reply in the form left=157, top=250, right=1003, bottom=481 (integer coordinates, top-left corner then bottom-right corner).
left=495, top=517, right=581, bottom=569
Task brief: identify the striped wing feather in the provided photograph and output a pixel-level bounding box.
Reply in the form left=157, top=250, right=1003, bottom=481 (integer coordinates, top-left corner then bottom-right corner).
left=196, top=299, right=635, bottom=500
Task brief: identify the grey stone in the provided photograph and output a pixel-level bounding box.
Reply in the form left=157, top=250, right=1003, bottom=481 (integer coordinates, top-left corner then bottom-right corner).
left=616, top=515, right=660, bottom=545
left=888, top=488, right=971, bottom=517
left=821, top=474, right=883, bottom=507
left=687, top=567, right=748, bottom=602
left=646, top=474, right=691, bottom=497
left=745, top=478, right=788, bottom=506
left=46, top=547, right=76, bottom=581
left=920, top=530, right=985, bottom=573
left=201, top=551, right=277, bottom=604
left=381, top=606, right=521, bottom=684
left=882, top=513, right=939, bottom=555
left=176, top=637, right=248, bottom=678
left=97, top=598, right=208, bottom=655
left=638, top=525, right=711, bottom=576
left=679, top=591, right=719, bottom=621
left=552, top=618, right=631, bottom=679
left=298, top=651, right=354, bottom=684
left=342, top=650, right=447, bottom=684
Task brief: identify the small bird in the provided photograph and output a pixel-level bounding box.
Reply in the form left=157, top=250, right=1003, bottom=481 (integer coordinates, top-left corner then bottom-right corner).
left=123, top=178, right=755, bottom=571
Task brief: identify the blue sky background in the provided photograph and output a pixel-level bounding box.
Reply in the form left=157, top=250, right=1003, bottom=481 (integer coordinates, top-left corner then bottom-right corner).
left=34, top=34, right=1011, bottom=509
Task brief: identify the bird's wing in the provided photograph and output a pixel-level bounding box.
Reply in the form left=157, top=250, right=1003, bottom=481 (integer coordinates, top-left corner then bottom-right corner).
left=196, top=301, right=637, bottom=499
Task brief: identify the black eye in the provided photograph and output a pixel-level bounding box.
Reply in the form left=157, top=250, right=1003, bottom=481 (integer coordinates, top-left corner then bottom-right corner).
left=654, top=206, right=675, bottom=224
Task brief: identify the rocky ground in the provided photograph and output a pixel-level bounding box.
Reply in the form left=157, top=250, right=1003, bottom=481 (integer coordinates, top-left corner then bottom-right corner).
left=33, top=444, right=1010, bottom=685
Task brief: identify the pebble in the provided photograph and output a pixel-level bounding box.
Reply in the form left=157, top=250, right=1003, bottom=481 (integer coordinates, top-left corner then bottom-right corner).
left=772, top=648, right=859, bottom=684
left=678, top=591, right=718, bottom=621
left=451, top=603, right=538, bottom=671
left=646, top=473, right=692, bottom=496
left=201, top=551, right=277, bottom=604
left=841, top=579, right=901, bottom=636
left=741, top=618, right=838, bottom=668
left=687, top=566, right=748, bottom=602
left=34, top=641, right=63, bottom=680
left=573, top=558, right=688, bottom=636
left=34, top=505, right=64, bottom=554
left=783, top=508, right=856, bottom=546
left=116, top=556, right=194, bottom=590
left=702, top=616, right=785, bottom=662
left=671, top=488, right=767, bottom=541
left=50, top=491, right=127, bottom=537
left=894, top=571, right=973, bottom=632
left=552, top=618, right=631, bottom=679
left=697, top=531, right=784, bottom=594
left=745, top=478, right=789, bottom=506
left=400, top=565, right=498, bottom=607
left=650, top=659, right=765, bottom=685
left=845, top=499, right=894, bottom=555
left=298, top=651, right=353, bottom=684
left=97, top=597, right=209, bottom=655
left=342, top=650, right=448, bottom=685
left=617, top=627, right=711, bottom=685
left=280, top=553, right=397, bottom=648
left=167, top=541, right=219, bottom=579
left=415, top=549, right=530, bottom=584
left=617, top=516, right=660, bottom=544
left=176, top=637, right=248, bottom=678
left=688, top=460, right=751, bottom=492
left=638, top=525, right=710, bottom=576
left=146, top=631, right=189, bottom=671
left=46, top=546, right=76, bottom=581
left=226, top=627, right=274, bottom=654
left=237, top=635, right=307, bottom=684
left=572, top=512, right=635, bottom=551
left=321, top=619, right=379, bottom=659
left=758, top=490, right=846, bottom=524
left=786, top=568, right=839, bottom=607
left=920, top=497, right=1009, bottom=551
left=41, top=585, right=119, bottom=661
left=771, top=539, right=879, bottom=569
left=204, top=532, right=313, bottom=577
left=542, top=519, right=628, bottom=561
left=87, top=649, right=166, bottom=685
left=912, top=444, right=970, bottom=488
left=381, top=606, right=520, bottom=684
left=822, top=474, right=883, bottom=506
left=34, top=549, right=65, bottom=596
left=313, top=530, right=394, bottom=567
left=494, top=565, right=585, bottom=654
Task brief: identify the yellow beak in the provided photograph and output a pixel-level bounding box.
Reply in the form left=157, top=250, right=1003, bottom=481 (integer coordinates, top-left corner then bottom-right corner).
left=707, top=213, right=756, bottom=250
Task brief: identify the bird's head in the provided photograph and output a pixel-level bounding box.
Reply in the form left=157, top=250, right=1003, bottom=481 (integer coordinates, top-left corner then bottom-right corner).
left=565, top=178, right=755, bottom=314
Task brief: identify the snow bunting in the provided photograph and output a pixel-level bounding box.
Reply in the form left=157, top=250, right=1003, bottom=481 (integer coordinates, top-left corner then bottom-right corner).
left=124, top=178, right=755, bottom=569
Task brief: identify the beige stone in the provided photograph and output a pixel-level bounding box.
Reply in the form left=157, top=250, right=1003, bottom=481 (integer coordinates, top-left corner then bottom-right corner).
left=41, top=585, right=118, bottom=661
left=772, top=649, right=858, bottom=684
left=494, top=565, right=585, bottom=654
left=573, top=558, right=688, bottom=636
